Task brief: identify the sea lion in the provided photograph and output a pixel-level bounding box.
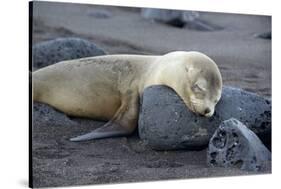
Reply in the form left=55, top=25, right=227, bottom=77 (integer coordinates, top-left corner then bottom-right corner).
left=32, top=51, right=222, bottom=141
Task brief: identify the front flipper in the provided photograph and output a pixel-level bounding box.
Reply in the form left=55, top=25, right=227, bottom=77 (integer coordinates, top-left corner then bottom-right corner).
left=70, top=91, right=139, bottom=142
left=70, top=121, right=130, bottom=141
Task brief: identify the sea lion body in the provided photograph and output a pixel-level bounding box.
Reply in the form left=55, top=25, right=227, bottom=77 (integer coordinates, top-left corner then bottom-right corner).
left=32, top=51, right=222, bottom=141
left=33, top=55, right=154, bottom=120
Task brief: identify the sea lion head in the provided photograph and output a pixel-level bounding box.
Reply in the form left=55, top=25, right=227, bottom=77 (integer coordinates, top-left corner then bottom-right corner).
left=175, top=52, right=222, bottom=117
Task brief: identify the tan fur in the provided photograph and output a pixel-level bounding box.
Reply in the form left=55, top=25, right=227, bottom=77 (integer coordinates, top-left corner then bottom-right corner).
left=32, top=51, right=222, bottom=141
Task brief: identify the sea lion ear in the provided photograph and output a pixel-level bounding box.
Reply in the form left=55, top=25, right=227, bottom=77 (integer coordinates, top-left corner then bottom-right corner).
left=185, top=66, right=194, bottom=73
left=194, top=79, right=207, bottom=91
left=191, top=82, right=207, bottom=94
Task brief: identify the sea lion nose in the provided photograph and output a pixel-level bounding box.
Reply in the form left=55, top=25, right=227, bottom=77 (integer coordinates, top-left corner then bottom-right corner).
left=204, top=108, right=211, bottom=115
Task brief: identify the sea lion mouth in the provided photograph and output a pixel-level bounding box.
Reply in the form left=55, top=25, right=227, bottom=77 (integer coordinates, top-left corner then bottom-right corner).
left=196, top=111, right=211, bottom=117
left=204, top=112, right=213, bottom=117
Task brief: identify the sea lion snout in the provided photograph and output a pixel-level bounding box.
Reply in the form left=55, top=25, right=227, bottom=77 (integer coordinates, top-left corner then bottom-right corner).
left=203, top=107, right=214, bottom=117
left=196, top=106, right=214, bottom=117
left=204, top=107, right=211, bottom=115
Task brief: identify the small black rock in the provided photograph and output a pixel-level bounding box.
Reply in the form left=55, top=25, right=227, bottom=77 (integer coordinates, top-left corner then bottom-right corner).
left=33, top=102, right=76, bottom=127
left=141, top=8, right=223, bottom=31
left=255, top=31, right=271, bottom=40
left=32, top=38, right=106, bottom=70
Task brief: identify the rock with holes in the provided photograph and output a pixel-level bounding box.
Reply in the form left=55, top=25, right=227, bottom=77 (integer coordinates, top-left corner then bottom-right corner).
left=207, top=118, right=271, bottom=171
left=138, top=85, right=271, bottom=150
left=32, top=38, right=106, bottom=70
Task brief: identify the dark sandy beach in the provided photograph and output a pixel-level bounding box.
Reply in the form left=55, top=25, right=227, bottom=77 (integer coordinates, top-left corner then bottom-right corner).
left=31, top=2, right=271, bottom=188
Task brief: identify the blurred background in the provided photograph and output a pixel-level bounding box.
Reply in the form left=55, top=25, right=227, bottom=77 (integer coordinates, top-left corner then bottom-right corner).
left=32, top=1, right=271, bottom=97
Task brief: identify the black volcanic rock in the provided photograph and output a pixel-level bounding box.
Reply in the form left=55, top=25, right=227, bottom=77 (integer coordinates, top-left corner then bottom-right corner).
left=207, top=118, right=271, bottom=171
left=138, top=85, right=271, bottom=150
left=141, top=8, right=223, bottom=31
left=32, top=37, right=106, bottom=70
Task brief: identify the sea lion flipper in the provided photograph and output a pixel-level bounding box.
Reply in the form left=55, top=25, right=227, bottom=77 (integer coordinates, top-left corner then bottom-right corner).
left=70, top=122, right=129, bottom=142
left=70, top=93, right=139, bottom=142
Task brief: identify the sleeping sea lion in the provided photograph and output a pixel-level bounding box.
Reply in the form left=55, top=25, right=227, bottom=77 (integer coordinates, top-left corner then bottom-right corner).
left=32, top=51, right=222, bottom=141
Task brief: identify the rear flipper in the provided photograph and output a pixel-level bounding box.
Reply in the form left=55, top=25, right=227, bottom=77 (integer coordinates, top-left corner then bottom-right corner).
left=70, top=91, right=139, bottom=142
left=70, top=121, right=132, bottom=141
